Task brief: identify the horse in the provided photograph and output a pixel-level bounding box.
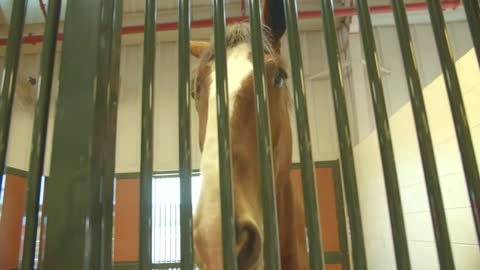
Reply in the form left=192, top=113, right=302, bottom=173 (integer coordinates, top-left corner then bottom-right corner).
left=190, top=1, right=309, bottom=269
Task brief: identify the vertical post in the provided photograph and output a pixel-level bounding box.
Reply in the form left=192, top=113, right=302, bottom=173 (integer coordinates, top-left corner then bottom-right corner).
left=212, top=0, right=238, bottom=269
left=0, top=0, right=28, bottom=202
left=100, top=0, right=123, bottom=269
left=281, top=0, right=325, bottom=269
left=140, top=0, right=157, bottom=269
left=390, top=1, right=462, bottom=269
left=178, top=0, right=194, bottom=269
left=247, top=0, right=282, bottom=269
left=94, top=0, right=114, bottom=267
left=355, top=0, right=411, bottom=269
left=463, top=0, right=480, bottom=66
left=317, top=0, right=368, bottom=268
left=42, top=0, right=112, bottom=268
left=20, top=1, right=62, bottom=269
left=389, top=0, right=460, bottom=268
left=426, top=0, right=480, bottom=261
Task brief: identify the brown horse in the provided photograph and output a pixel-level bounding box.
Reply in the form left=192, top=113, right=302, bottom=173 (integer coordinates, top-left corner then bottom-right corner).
left=190, top=1, right=308, bottom=269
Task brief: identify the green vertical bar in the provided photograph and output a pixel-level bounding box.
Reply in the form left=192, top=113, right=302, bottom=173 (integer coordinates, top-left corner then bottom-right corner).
left=178, top=0, right=194, bottom=269
left=42, top=0, right=109, bottom=268
left=317, top=0, right=368, bottom=268
left=171, top=204, right=173, bottom=261
left=391, top=0, right=460, bottom=266
left=281, top=1, right=325, bottom=269
left=140, top=0, right=157, bottom=269
left=96, top=0, right=114, bottom=268
left=355, top=1, right=411, bottom=269
left=426, top=0, right=480, bottom=265
left=20, top=1, right=62, bottom=269
left=0, top=0, right=28, bottom=201
left=100, top=0, right=123, bottom=269
left=463, top=0, right=480, bottom=66
left=332, top=161, right=351, bottom=270
left=212, top=0, right=237, bottom=269
left=162, top=199, right=166, bottom=261
left=247, top=0, right=282, bottom=269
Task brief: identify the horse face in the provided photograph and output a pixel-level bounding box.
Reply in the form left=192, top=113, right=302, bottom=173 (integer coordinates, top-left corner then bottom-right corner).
left=190, top=2, right=287, bottom=269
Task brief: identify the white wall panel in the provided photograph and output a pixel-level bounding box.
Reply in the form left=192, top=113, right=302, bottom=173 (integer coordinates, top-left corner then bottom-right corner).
left=349, top=20, right=474, bottom=142
left=115, top=44, right=143, bottom=173
left=3, top=53, right=39, bottom=171
left=4, top=18, right=474, bottom=176
left=4, top=27, right=344, bottom=173
left=354, top=49, right=480, bottom=270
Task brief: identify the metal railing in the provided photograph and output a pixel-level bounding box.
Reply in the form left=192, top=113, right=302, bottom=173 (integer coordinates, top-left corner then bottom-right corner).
left=0, top=0, right=478, bottom=270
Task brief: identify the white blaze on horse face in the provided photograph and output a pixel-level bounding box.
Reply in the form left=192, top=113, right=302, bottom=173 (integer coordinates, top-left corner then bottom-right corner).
left=200, top=41, right=252, bottom=194
left=201, top=42, right=252, bottom=181
left=194, top=43, right=252, bottom=259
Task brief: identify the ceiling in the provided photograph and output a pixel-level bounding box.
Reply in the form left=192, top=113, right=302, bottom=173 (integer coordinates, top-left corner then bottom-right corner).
left=0, top=0, right=449, bottom=54
left=0, top=0, right=430, bottom=25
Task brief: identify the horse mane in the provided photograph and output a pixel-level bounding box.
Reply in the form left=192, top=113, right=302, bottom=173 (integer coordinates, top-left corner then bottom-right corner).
left=199, top=22, right=276, bottom=63
left=191, top=23, right=275, bottom=95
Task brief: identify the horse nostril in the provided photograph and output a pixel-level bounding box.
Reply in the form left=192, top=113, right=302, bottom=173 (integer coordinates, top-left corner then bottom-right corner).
left=236, top=223, right=261, bottom=270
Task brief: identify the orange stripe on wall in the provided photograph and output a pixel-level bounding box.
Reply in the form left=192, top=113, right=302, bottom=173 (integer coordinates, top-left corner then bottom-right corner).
left=0, top=175, right=27, bottom=270
left=114, top=179, right=140, bottom=262
left=290, top=167, right=341, bottom=252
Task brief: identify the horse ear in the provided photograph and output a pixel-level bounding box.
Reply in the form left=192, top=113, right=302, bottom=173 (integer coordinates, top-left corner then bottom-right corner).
left=262, top=0, right=286, bottom=45
left=191, top=41, right=209, bottom=58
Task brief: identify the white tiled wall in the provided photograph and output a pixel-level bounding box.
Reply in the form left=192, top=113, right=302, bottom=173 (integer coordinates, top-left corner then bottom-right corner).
left=354, top=49, right=480, bottom=269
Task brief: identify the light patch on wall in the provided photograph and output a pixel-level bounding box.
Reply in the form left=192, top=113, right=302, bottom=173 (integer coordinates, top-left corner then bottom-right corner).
left=354, top=48, right=480, bottom=270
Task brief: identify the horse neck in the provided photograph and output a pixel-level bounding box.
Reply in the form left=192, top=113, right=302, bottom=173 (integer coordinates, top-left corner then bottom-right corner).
left=276, top=175, right=309, bottom=270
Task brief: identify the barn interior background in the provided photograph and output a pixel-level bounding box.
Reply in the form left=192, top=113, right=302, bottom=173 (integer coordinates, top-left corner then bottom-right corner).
left=0, top=0, right=478, bottom=269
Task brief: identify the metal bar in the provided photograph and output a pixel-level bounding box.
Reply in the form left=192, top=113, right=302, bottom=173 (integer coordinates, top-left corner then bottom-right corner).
left=162, top=198, right=166, bottom=261
left=0, top=0, right=28, bottom=203
left=39, top=0, right=47, bottom=18
left=0, top=0, right=463, bottom=46
left=178, top=0, right=194, bottom=269
left=317, top=0, right=368, bottom=268
left=168, top=201, right=173, bottom=262
left=20, top=1, right=62, bottom=269
left=427, top=0, right=480, bottom=262
left=332, top=161, right=351, bottom=270
left=155, top=180, right=158, bottom=263
left=355, top=0, right=411, bottom=269
left=282, top=1, right=325, bottom=269
left=93, top=0, right=115, bottom=268
left=241, top=0, right=247, bottom=16
left=426, top=0, right=480, bottom=264
left=140, top=0, right=157, bottom=269
left=152, top=262, right=182, bottom=268
left=389, top=0, right=463, bottom=268
left=42, top=0, right=109, bottom=268
left=152, top=180, right=156, bottom=263
left=247, top=0, right=282, bottom=269
left=212, top=0, right=238, bottom=269
left=100, top=0, right=123, bottom=269
left=175, top=199, right=179, bottom=261
left=463, top=0, right=480, bottom=66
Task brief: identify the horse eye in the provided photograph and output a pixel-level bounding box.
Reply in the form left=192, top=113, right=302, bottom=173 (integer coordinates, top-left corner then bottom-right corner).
left=274, top=69, right=287, bottom=88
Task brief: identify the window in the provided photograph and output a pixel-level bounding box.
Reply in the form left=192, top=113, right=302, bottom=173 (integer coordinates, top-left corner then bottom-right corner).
left=152, top=174, right=202, bottom=265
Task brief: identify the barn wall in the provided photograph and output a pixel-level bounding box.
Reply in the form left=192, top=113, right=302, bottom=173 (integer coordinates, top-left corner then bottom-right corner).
left=349, top=20, right=474, bottom=142
left=354, top=49, right=480, bottom=270
left=2, top=27, right=347, bottom=174
left=0, top=174, right=27, bottom=270
left=1, top=18, right=473, bottom=173
left=0, top=7, right=478, bottom=270
left=113, top=27, right=350, bottom=173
